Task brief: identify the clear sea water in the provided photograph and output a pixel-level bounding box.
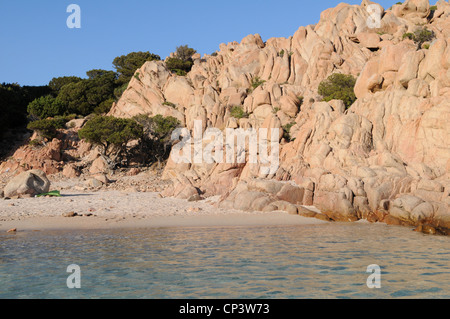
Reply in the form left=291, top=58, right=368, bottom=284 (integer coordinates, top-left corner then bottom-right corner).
left=0, top=222, right=449, bottom=299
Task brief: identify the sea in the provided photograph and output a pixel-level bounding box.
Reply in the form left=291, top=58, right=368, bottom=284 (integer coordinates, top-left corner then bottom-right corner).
left=0, top=222, right=449, bottom=299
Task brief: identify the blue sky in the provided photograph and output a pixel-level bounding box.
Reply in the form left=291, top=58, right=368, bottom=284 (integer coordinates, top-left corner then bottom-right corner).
left=0, top=0, right=398, bottom=86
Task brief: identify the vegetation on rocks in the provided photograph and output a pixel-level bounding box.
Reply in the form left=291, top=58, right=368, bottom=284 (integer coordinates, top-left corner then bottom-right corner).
left=318, top=73, right=357, bottom=109
left=0, top=83, right=51, bottom=137
left=402, top=27, right=436, bottom=49
left=25, top=51, right=159, bottom=123
left=26, top=117, right=67, bottom=140
left=230, top=106, right=249, bottom=119
left=113, top=51, right=161, bottom=85
left=78, top=116, right=143, bottom=158
left=27, top=95, right=66, bottom=119
left=282, top=122, right=296, bottom=142
left=132, top=114, right=180, bottom=165
left=249, top=76, right=266, bottom=92
left=166, top=45, right=197, bottom=76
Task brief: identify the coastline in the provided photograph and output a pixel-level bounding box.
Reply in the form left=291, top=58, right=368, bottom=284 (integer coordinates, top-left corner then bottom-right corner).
left=0, top=190, right=329, bottom=232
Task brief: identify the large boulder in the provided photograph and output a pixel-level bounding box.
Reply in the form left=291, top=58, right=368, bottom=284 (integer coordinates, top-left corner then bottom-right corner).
left=3, top=169, right=51, bottom=198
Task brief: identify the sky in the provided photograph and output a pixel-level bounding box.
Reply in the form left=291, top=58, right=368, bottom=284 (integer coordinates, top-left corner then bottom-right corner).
left=0, top=0, right=399, bottom=86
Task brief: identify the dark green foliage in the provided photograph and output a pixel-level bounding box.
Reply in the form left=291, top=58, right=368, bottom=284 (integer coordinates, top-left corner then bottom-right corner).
left=78, top=116, right=143, bottom=157
left=175, top=45, right=197, bottom=62
left=114, top=83, right=129, bottom=100
left=26, top=117, right=66, bottom=140
left=413, top=27, right=435, bottom=49
left=57, top=69, right=117, bottom=116
left=318, top=73, right=357, bottom=109
left=0, top=83, right=51, bottom=137
left=133, top=114, right=179, bottom=141
left=166, top=45, right=197, bottom=75
left=27, top=95, right=66, bottom=119
left=113, top=51, right=160, bottom=85
left=29, top=139, right=42, bottom=147
left=402, top=32, right=415, bottom=40
left=94, top=98, right=115, bottom=115
left=403, top=27, right=436, bottom=49
left=282, top=122, right=296, bottom=142
left=166, top=57, right=193, bottom=75
left=230, top=106, right=249, bottom=119
left=132, top=114, right=180, bottom=164
left=162, top=101, right=177, bottom=108
left=48, top=76, right=82, bottom=94
left=250, top=77, right=266, bottom=92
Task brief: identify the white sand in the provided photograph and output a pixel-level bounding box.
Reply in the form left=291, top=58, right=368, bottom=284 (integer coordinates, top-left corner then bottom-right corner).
left=0, top=190, right=328, bottom=232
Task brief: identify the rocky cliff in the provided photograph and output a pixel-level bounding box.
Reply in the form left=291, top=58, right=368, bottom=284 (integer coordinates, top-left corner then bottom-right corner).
left=108, top=0, right=450, bottom=233
left=2, top=0, right=449, bottom=234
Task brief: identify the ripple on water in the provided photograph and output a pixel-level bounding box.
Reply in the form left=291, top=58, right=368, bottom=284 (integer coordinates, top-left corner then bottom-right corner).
left=0, top=222, right=448, bottom=299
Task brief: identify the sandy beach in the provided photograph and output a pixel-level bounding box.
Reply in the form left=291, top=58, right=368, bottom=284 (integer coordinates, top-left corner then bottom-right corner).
left=0, top=189, right=328, bottom=232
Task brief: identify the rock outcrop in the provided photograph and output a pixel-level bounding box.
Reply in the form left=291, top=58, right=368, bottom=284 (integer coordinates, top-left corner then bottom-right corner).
left=1, top=0, right=449, bottom=234
left=129, top=0, right=447, bottom=234
left=4, top=169, right=50, bottom=198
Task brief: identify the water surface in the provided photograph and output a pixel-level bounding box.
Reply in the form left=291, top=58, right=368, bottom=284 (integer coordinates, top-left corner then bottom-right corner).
left=0, top=222, right=449, bottom=299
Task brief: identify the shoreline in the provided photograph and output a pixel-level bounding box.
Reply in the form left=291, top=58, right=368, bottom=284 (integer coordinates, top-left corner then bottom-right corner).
left=0, top=190, right=329, bottom=232
left=0, top=213, right=329, bottom=232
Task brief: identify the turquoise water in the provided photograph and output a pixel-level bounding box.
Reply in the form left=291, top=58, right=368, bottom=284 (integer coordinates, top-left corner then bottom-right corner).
left=0, top=222, right=449, bottom=299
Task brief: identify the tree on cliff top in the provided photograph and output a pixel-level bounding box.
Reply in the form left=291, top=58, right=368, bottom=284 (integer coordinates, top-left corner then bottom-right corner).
left=166, top=45, right=197, bottom=76
left=113, top=51, right=161, bottom=85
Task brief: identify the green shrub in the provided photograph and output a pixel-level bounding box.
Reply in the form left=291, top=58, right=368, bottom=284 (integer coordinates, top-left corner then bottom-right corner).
left=282, top=122, right=296, bottom=142
left=78, top=116, right=143, bottom=156
left=403, top=27, right=436, bottom=49
left=250, top=77, right=266, bottom=90
left=133, top=114, right=179, bottom=141
left=27, top=95, right=67, bottom=119
left=27, top=117, right=66, bottom=140
left=48, top=76, right=83, bottom=94
left=413, top=27, right=435, bottom=48
left=57, top=69, right=117, bottom=116
left=318, top=73, right=357, bottom=109
left=165, top=45, right=197, bottom=75
left=113, top=51, right=160, bottom=85
left=0, top=83, right=51, bottom=138
left=230, top=106, right=249, bottom=119
left=114, top=83, right=128, bottom=100
left=94, top=98, right=115, bottom=115
left=29, top=139, right=42, bottom=147
left=402, top=32, right=415, bottom=40
left=430, top=5, right=437, bottom=11
left=162, top=101, right=177, bottom=108
left=175, top=45, right=197, bottom=61
left=132, top=114, right=180, bottom=164
left=166, top=57, right=193, bottom=75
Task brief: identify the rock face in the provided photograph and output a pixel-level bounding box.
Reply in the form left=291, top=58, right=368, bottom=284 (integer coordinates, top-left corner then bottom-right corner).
left=108, top=1, right=450, bottom=233
left=1, top=1, right=449, bottom=234
left=3, top=169, right=50, bottom=198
